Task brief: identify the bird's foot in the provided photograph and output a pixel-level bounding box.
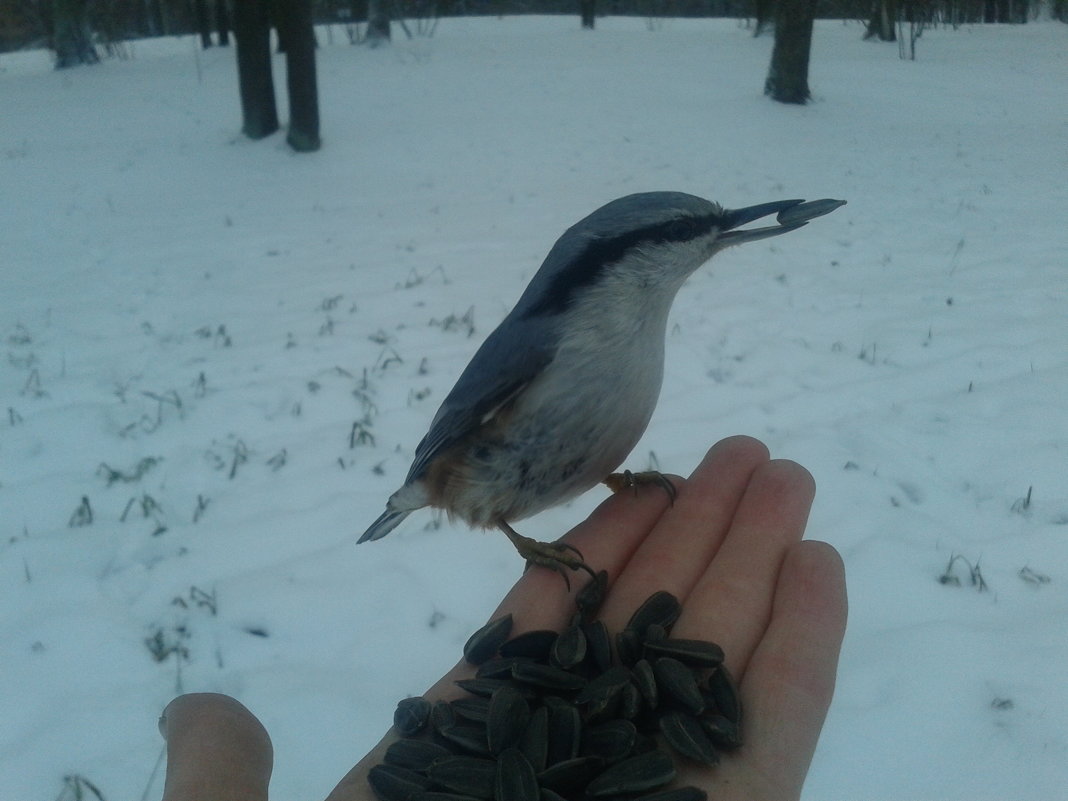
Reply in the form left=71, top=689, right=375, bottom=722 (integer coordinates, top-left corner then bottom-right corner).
left=604, top=469, right=678, bottom=505
left=498, top=522, right=596, bottom=590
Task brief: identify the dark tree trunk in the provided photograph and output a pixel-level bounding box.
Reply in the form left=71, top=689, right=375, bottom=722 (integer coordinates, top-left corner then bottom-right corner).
left=580, top=0, right=596, bottom=28
left=753, top=0, right=774, bottom=36
left=764, top=0, right=817, bottom=104
left=276, top=0, right=321, bottom=152
left=195, top=0, right=213, bottom=47
left=864, top=0, right=898, bottom=39
left=216, top=0, right=231, bottom=46
left=233, top=1, right=280, bottom=139
left=366, top=0, right=391, bottom=45
left=51, top=0, right=99, bottom=68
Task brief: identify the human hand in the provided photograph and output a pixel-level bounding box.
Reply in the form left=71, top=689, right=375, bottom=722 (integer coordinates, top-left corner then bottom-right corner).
left=159, top=436, right=847, bottom=801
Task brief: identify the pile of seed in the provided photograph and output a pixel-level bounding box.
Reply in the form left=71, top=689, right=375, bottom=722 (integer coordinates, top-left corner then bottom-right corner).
left=369, top=574, right=741, bottom=801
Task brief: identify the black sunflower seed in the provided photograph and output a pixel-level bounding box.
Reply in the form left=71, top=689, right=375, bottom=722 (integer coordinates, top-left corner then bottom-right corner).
left=632, top=659, right=658, bottom=711
left=550, top=623, right=587, bottom=669
left=394, top=696, right=432, bottom=737
left=511, top=661, right=586, bottom=692
left=455, top=678, right=536, bottom=700
left=580, top=719, right=637, bottom=763
left=644, top=638, right=724, bottom=668
left=438, top=724, right=491, bottom=756
left=431, top=700, right=457, bottom=734
left=536, top=756, right=605, bottom=794
left=367, top=763, right=433, bottom=801
left=383, top=738, right=452, bottom=772
left=451, top=697, right=491, bottom=724
left=625, top=591, right=682, bottom=635
left=583, top=620, right=612, bottom=674
left=574, top=665, right=631, bottom=706
left=411, top=793, right=484, bottom=801
left=544, top=696, right=582, bottom=765
left=653, top=657, right=705, bottom=715
left=476, top=656, right=535, bottom=680
left=518, top=705, right=548, bottom=772
left=706, top=664, right=742, bottom=725
left=659, top=710, right=719, bottom=767
left=615, top=628, right=643, bottom=667
left=426, top=755, right=497, bottom=798
left=464, top=614, right=514, bottom=666
left=487, top=686, right=530, bottom=754
left=495, top=747, right=538, bottom=801
left=700, top=714, right=742, bottom=750
left=631, top=787, right=708, bottom=801
left=499, top=630, right=558, bottom=660
left=584, top=750, right=676, bottom=797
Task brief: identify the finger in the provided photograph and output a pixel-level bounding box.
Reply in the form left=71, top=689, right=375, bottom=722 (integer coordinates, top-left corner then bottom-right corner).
left=672, top=459, right=816, bottom=676
left=159, top=693, right=272, bottom=801
left=597, top=435, right=772, bottom=632
left=729, top=540, right=848, bottom=801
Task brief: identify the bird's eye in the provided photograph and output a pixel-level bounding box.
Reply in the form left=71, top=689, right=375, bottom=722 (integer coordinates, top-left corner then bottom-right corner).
left=665, top=219, right=696, bottom=241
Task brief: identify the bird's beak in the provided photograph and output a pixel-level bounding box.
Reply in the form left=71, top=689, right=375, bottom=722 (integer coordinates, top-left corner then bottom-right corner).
left=717, top=198, right=847, bottom=247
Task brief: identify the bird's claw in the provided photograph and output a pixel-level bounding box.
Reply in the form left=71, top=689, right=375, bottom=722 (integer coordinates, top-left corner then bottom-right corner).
left=604, top=469, right=677, bottom=505
left=500, top=522, right=596, bottom=590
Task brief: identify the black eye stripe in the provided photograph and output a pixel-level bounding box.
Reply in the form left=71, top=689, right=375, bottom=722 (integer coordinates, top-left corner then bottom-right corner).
left=518, top=212, right=721, bottom=319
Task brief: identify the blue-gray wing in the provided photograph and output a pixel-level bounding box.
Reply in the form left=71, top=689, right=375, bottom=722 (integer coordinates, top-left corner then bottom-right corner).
left=404, top=314, right=557, bottom=484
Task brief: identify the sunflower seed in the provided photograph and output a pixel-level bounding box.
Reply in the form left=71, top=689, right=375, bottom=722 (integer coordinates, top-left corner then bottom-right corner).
left=511, top=661, right=586, bottom=692
left=619, top=681, right=641, bottom=720
left=538, top=789, right=568, bottom=801
left=644, top=638, right=725, bottom=668
left=500, top=630, right=558, bottom=660
left=495, top=748, right=538, bottom=801
left=455, top=678, right=536, bottom=700
left=625, top=591, right=682, bottom=635
left=426, top=755, right=497, bottom=798
left=580, top=719, right=637, bottom=763
left=660, top=710, right=719, bottom=766
left=550, top=623, right=587, bottom=669
left=476, top=656, right=535, bottom=680
left=575, top=665, right=631, bottom=706
left=384, top=738, right=452, bottom=772
left=584, top=750, right=676, bottom=797
left=431, top=700, right=457, bottom=734
left=632, top=659, right=658, bottom=710
left=583, top=620, right=612, bottom=674
left=631, top=787, right=708, bottom=801
left=519, top=705, right=548, bottom=772
left=616, top=628, right=642, bottom=666
left=700, top=714, right=742, bottom=750
left=411, top=793, right=484, bottom=801
left=653, top=657, right=705, bottom=715
left=644, top=623, right=668, bottom=644
left=438, top=724, right=491, bottom=756
left=576, top=570, right=608, bottom=620
left=464, top=614, right=514, bottom=666
left=536, top=756, right=605, bottom=794
left=706, top=664, right=742, bottom=725
left=488, top=686, right=530, bottom=754
left=544, top=696, right=582, bottom=765
left=394, top=696, right=432, bottom=737
left=451, top=697, right=491, bottom=724
left=367, top=763, right=433, bottom=801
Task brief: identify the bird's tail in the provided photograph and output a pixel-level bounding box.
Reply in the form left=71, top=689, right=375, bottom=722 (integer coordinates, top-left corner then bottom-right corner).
left=357, top=507, right=411, bottom=543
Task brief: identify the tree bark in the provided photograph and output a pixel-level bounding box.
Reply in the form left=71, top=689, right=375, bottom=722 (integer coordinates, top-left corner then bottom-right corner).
left=51, top=0, right=99, bottom=68
left=195, top=0, right=213, bottom=47
left=216, top=0, right=231, bottom=46
left=276, top=0, right=321, bottom=152
left=753, top=0, right=774, bottom=36
left=764, top=0, right=817, bottom=104
left=366, top=0, right=391, bottom=45
left=864, top=0, right=898, bottom=40
left=233, top=1, right=280, bottom=139
left=580, top=0, right=596, bottom=28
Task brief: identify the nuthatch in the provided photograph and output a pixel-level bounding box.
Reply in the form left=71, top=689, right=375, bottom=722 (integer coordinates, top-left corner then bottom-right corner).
left=359, top=192, right=845, bottom=579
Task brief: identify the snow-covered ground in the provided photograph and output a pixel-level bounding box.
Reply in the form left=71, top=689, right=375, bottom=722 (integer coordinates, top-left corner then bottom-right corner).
left=2, top=15, right=1066, bottom=800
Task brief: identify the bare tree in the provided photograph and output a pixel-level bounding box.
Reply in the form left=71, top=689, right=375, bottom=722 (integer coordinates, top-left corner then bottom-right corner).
left=50, top=0, right=99, bottom=68
left=580, top=0, right=596, bottom=28
left=232, top=1, right=279, bottom=139
left=366, top=0, right=391, bottom=45
left=864, top=0, right=898, bottom=40
left=764, top=0, right=817, bottom=104
left=276, top=0, right=321, bottom=151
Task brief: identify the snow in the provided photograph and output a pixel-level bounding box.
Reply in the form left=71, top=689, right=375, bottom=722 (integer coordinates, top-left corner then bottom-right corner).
left=2, top=15, right=1067, bottom=800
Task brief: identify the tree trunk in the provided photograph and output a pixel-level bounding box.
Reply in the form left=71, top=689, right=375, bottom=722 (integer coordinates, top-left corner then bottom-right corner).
left=753, top=0, right=774, bottom=36
left=580, top=0, right=596, bottom=28
left=52, top=0, right=99, bottom=68
left=216, top=0, right=231, bottom=46
left=366, top=0, right=391, bottom=45
left=195, top=0, right=213, bottom=47
left=233, top=1, right=280, bottom=139
left=764, top=0, right=817, bottom=104
left=864, top=0, right=898, bottom=40
left=276, top=0, right=321, bottom=152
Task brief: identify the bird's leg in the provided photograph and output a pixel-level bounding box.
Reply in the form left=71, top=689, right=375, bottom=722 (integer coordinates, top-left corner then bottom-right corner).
left=497, top=521, right=597, bottom=590
left=604, top=469, right=678, bottom=505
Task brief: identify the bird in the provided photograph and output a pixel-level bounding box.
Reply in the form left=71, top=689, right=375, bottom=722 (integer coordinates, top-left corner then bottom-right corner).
left=359, top=191, right=845, bottom=581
